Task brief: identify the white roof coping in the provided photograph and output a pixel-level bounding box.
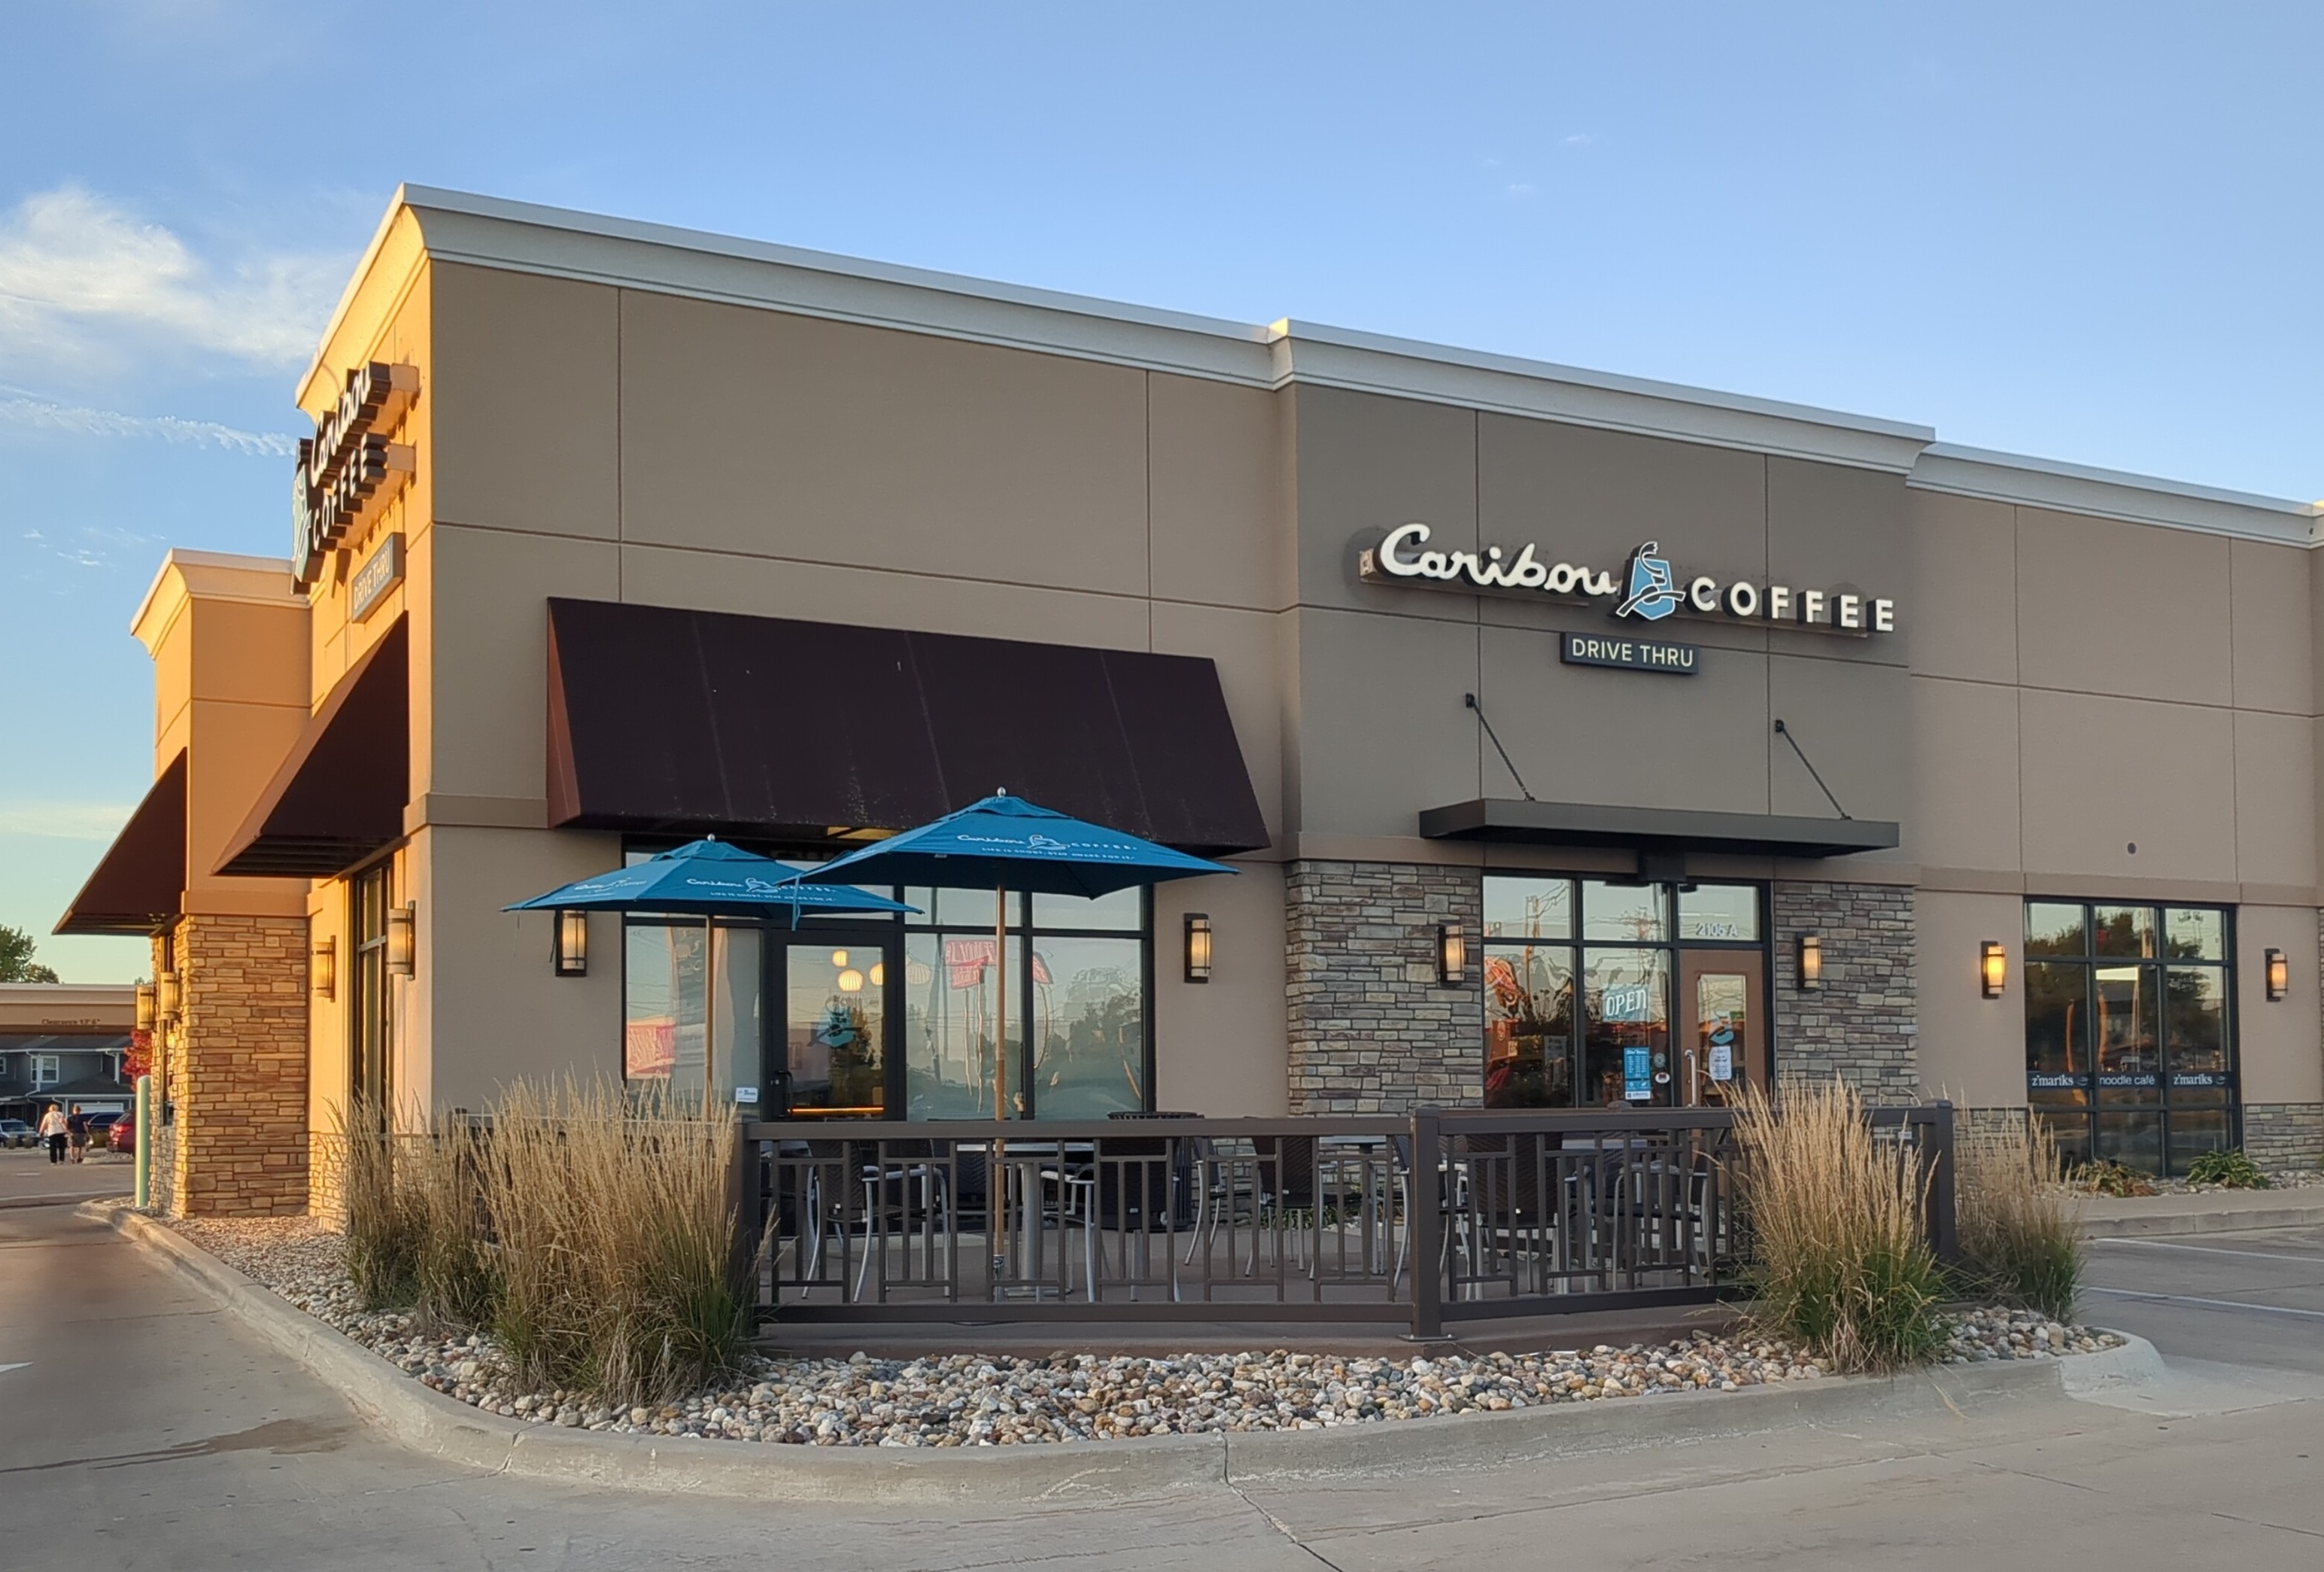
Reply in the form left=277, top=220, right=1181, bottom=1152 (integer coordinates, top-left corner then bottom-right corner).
left=323, top=187, right=1938, bottom=472
left=1909, top=442, right=2321, bottom=546
left=306, top=187, right=2320, bottom=525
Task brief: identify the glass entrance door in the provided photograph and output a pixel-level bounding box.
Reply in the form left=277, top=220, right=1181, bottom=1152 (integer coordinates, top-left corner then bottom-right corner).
left=773, top=935, right=894, bottom=1117
left=1677, top=951, right=1764, bottom=1107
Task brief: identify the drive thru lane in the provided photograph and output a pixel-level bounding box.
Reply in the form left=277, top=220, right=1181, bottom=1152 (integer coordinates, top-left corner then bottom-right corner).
left=2082, top=1224, right=2324, bottom=1376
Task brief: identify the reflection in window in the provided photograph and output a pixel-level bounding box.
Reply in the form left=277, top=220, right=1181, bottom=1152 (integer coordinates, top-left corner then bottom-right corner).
left=1484, top=877, right=1573, bottom=941
left=903, top=932, right=1020, bottom=1119
left=2025, top=903, right=2086, bottom=956
left=1485, top=944, right=1575, bottom=1108
left=1030, top=936, right=1144, bottom=1118
left=2092, top=906, right=2156, bottom=959
left=622, top=923, right=760, bottom=1102
left=1582, top=881, right=1666, bottom=943
left=2165, top=908, right=2225, bottom=962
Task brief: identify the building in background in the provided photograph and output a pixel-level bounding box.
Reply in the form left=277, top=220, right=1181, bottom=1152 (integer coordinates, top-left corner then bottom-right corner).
left=0, top=984, right=135, bottom=1125
left=59, top=186, right=2324, bottom=1215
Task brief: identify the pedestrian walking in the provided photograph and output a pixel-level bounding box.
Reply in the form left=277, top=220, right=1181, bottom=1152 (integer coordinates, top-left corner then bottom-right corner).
left=38, top=1104, right=68, bottom=1164
left=66, top=1105, right=87, bottom=1164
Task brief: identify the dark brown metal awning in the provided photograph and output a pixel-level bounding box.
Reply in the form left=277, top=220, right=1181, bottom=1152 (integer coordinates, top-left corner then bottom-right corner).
left=545, top=599, right=1270, bottom=855
left=214, top=618, right=409, bottom=878
left=1419, top=798, right=1900, bottom=859
left=54, top=751, right=187, bottom=936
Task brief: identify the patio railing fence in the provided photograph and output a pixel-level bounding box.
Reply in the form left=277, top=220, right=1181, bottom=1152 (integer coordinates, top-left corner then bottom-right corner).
left=732, top=1101, right=1957, bottom=1337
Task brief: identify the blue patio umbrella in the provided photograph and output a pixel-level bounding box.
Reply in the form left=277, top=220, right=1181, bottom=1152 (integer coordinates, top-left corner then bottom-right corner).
left=804, top=794, right=1234, bottom=1120
left=507, top=840, right=916, bottom=1103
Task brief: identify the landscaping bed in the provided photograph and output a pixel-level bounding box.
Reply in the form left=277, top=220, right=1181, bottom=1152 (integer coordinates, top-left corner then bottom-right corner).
left=167, top=1215, right=2123, bottom=1449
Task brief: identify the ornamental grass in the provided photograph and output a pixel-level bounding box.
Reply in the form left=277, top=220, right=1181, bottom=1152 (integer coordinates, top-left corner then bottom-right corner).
left=1732, top=1078, right=1949, bottom=1373
left=1953, top=1115, right=2082, bottom=1321
left=333, top=1081, right=755, bottom=1406
left=477, top=1079, right=755, bottom=1407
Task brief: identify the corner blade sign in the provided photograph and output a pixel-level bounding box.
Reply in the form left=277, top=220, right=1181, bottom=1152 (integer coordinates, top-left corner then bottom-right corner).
left=293, top=363, right=421, bottom=586
left=1359, top=523, right=1897, bottom=636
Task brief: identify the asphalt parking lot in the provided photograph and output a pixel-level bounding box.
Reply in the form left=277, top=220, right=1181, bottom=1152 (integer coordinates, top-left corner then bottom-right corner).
left=8, top=1203, right=2324, bottom=1570
left=2082, top=1224, right=2324, bottom=1375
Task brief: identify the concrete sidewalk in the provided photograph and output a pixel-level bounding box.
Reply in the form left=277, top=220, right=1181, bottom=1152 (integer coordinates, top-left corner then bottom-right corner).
left=2077, top=1186, right=2324, bottom=1239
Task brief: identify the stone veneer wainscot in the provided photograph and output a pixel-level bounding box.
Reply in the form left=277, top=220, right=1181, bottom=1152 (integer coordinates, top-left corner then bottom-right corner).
left=1285, top=861, right=1482, bottom=1115
left=1770, top=880, right=1918, bottom=1101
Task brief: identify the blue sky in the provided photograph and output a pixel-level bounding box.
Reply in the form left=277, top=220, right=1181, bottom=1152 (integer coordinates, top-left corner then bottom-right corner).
left=5, top=1, right=2320, bottom=981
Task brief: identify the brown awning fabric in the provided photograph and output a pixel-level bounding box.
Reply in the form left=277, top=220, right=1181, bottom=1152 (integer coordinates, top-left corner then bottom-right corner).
left=546, top=599, right=1270, bottom=855
left=54, top=751, right=187, bottom=936
left=214, top=617, right=409, bottom=877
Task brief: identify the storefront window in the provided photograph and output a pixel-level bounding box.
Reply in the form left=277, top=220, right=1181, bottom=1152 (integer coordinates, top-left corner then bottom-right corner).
left=900, top=886, right=1148, bottom=1120
left=1484, top=877, right=1764, bottom=1109
left=2023, top=901, right=2234, bottom=1175
left=621, top=922, right=761, bottom=1104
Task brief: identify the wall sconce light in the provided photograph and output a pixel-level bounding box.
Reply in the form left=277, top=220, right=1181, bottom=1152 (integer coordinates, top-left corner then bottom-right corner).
left=134, top=983, right=156, bottom=1033
left=386, top=904, right=416, bottom=978
left=1981, top=940, right=2007, bottom=999
left=311, top=938, right=337, bottom=1001
left=1796, top=934, right=1823, bottom=992
left=554, top=911, right=589, bottom=978
left=1438, top=923, right=1467, bottom=987
left=155, top=971, right=180, bottom=1023
left=2266, top=947, right=2289, bottom=1002
left=1183, top=913, right=1213, bottom=984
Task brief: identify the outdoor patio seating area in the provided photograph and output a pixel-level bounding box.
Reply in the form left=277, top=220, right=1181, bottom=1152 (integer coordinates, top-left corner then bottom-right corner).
left=743, top=1105, right=1957, bottom=1336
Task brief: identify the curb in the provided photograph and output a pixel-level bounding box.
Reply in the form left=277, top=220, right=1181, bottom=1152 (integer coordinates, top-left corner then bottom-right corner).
left=83, top=1200, right=2076, bottom=1503
left=2080, top=1200, right=2324, bottom=1239
left=0, top=1190, right=130, bottom=1211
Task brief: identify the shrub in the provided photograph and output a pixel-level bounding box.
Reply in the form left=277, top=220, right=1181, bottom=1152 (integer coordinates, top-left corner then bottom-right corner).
left=2183, top=1148, right=2270, bottom=1190
left=1954, top=1117, right=2082, bottom=1320
left=2070, top=1158, right=2156, bottom=1198
left=1732, top=1079, right=1949, bottom=1373
left=478, top=1080, right=756, bottom=1407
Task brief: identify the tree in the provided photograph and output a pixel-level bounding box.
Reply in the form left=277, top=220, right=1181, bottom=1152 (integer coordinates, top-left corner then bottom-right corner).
left=0, top=925, right=61, bottom=984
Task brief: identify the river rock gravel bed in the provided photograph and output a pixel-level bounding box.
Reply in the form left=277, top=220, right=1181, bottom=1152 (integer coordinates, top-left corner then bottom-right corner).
left=166, top=1215, right=2123, bottom=1449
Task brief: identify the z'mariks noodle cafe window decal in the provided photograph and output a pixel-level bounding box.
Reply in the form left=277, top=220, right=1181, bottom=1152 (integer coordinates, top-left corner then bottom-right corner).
left=1358, top=523, right=1897, bottom=637
left=292, top=362, right=420, bottom=586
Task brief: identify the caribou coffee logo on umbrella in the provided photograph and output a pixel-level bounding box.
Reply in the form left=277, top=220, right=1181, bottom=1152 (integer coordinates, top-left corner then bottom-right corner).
left=1357, top=522, right=1896, bottom=636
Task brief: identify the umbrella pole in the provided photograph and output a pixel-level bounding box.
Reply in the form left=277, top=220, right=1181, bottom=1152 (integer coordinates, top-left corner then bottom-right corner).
left=993, top=883, right=1010, bottom=1291
left=994, top=883, right=1008, bottom=1124
left=704, top=915, right=717, bottom=1112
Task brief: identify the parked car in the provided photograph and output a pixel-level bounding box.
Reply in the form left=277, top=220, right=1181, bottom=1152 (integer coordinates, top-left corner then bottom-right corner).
left=81, top=1112, right=121, bottom=1145
left=106, top=1111, right=135, bottom=1155
left=0, top=1119, right=35, bottom=1149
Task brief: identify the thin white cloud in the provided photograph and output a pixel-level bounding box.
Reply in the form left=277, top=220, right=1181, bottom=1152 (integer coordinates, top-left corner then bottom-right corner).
left=0, top=187, right=342, bottom=370
left=0, top=802, right=135, bottom=841
left=0, top=393, right=297, bottom=456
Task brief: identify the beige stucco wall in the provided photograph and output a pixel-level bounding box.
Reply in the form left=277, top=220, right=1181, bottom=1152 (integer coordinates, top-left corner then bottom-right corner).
left=1284, top=388, right=1915, bottom=859
left=244, top=196, right=2320, bottom=1136
left=333, top=260, right=1305, bottom=1116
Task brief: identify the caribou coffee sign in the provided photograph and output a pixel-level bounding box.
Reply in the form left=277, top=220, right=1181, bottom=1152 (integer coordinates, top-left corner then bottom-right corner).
left=1359, top=523, right=1897, bottom=636
left=291, top=362, right=420, bottom=586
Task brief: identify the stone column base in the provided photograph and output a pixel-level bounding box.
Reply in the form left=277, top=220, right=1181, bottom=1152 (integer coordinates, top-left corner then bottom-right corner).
left=169, top=913, right=310, bottom=1217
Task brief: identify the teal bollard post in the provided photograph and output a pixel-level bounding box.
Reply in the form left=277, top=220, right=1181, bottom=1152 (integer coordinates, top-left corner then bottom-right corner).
left=134, top=1074, right=152, bottom=1210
